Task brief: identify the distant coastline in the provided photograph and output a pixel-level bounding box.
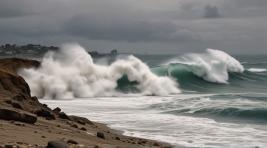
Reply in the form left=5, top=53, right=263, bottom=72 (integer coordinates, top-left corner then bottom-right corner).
left=0, top=44, right=118, bottom=58
left=0, top=44, right=58, bottom=56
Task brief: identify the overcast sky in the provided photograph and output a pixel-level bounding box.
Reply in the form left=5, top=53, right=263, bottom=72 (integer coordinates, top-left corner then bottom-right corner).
left=0, top=0, right=266, bottom=54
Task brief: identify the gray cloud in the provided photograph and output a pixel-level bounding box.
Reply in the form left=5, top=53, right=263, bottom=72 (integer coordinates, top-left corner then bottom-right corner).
left=0, top=0, right=266, bottom=54
left=64, top=14, right=198, bottom=43
left=0, top=0, right=36, bottom=18
left=204, top=5, right=221, bottom=18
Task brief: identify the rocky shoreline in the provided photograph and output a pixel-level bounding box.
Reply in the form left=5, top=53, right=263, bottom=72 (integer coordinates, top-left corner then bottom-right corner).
left=0, top=58, right=173, bottom=148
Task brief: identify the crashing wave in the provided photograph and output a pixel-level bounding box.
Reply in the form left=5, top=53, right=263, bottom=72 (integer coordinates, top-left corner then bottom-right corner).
left=162, top=49, right=244, bottom=83
left=19, top=45, right=246, bottom=98
left=19, top=43, right=180, bottom=99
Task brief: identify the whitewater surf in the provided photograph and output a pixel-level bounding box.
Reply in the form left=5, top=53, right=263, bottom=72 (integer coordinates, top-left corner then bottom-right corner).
left=19, top=43, right=179, bottom=99
left=19, top=44, right=267, bottom=148
left=19, top=44, right=245, bottom=98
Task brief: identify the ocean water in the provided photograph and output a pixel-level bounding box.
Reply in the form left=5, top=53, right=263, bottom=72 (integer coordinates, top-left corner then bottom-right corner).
left=15, top=44, right=267, bottom=148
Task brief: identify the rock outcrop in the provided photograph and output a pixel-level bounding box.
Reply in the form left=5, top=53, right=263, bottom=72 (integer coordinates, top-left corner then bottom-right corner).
left=0, top=108, right=37, bottom=124
left=0, top=58, right=40, bottom=74
left=0, top=58, right=57, bottom=121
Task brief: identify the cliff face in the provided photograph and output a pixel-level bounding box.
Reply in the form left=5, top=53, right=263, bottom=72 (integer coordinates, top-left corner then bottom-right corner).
left=0, top=58, right=56, bottom=121
left=0, top=58, right=40, bottom=75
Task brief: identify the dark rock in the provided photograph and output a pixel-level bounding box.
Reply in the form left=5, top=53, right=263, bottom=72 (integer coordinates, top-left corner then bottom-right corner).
left=53, top=107, right=61, bottom=114
left=4, top=145, right=13, bottom=148
left=96, top=132, right=105, bottom=139
left=69, top=115, right=93, bottom=125
left=70, top=124, right=78, bottom=128
left=11, top=102, right=22, bottom=109
left=153, top=142, right=160, bottom=147
left=31, top=96, right=38, bottom=101
left=45, top=116, right=55, bottom=120
left=115, top=137, right=120, bottom=140
left=80, top=127, right=87, bottom=131
left=58, top=112, right=69, bottom=120
left=67, top=139, right=78, bottom=145
left=12, top=95, right=25, bottom=101
left=0, top=72, right=31, bottom=98
left=5, top=100, right=12, bottom=104
left=0, top=108, right=37, bottom=124
left=35, top=109, right=55, bottom=120
left=141, top=140, right=147, bottom=144
left=47, top=141, right=68, bottom=148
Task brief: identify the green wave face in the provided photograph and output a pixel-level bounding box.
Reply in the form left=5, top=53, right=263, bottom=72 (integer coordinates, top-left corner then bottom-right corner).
left=151, top=64, right=212, bottom=92
left=116, top=75, right=139, bottom=92
left=117, top=63, right=267, bottom=94
left=193, top=107, right=267, bottom=120
left=166, top=107, right=267, bottom=122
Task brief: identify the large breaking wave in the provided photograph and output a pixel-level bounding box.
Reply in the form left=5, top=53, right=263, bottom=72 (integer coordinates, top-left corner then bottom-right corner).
left=159, top=48, right=244, bottom=84
left=20, top=44, right=179, bottom=99
left=20, top=44, right=250, bottom=99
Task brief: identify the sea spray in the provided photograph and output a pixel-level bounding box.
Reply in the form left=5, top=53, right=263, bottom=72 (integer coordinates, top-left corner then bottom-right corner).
left=20, top=43, right=180, bottom=99
left=163, top=48, right=244, bottom=83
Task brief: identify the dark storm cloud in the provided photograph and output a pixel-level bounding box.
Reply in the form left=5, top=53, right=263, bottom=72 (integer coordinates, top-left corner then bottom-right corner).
left=0, top=0, right=36, bottom=18
left=233, top=0, right=267, bottom=6
left=0, top=0, right=266, bottom=54
left=204, top=5, right=221, bottom=18
left=64, top=14, right=197, bottom=42
left=220, top=0, right=267, bottom=18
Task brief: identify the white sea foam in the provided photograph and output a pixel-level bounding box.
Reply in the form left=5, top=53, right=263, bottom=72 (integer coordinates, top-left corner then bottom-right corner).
left=248, top=68, right=267, bottom=73
left=41, top=95, right=267, bottom=148
left=19, top=43, right=180, bottom=99
left=165, top=48, right=244, bottom=83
